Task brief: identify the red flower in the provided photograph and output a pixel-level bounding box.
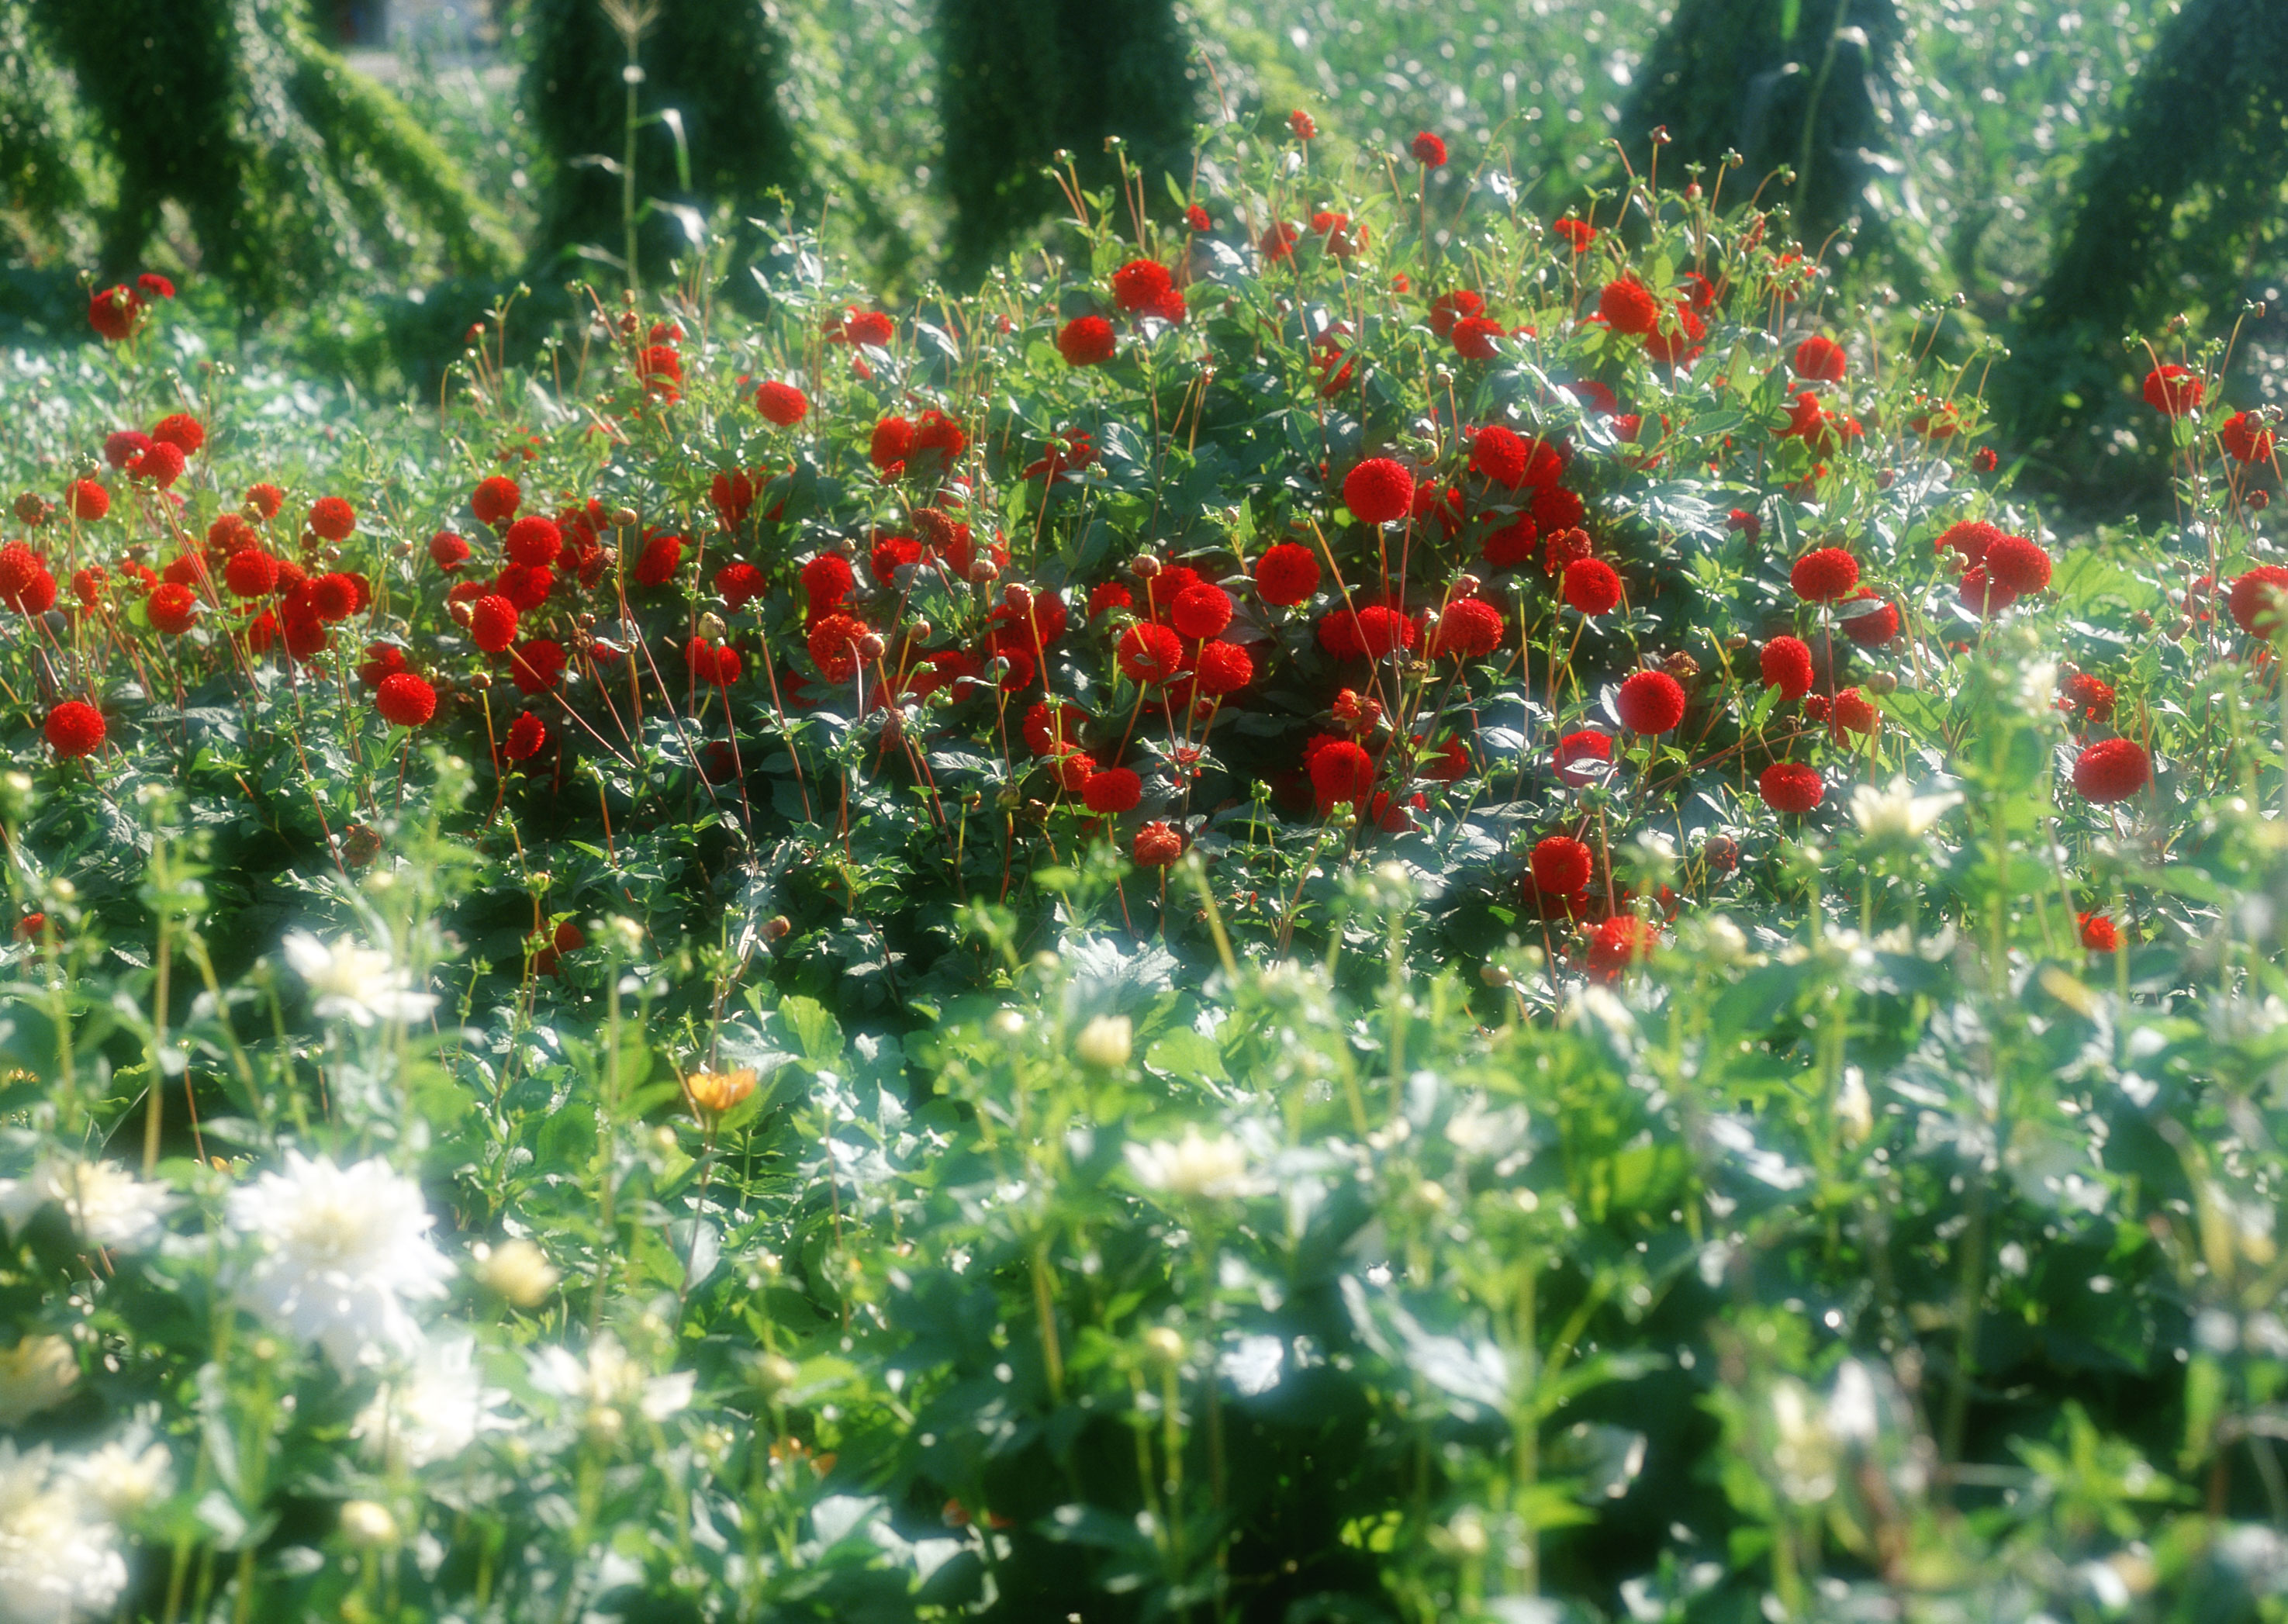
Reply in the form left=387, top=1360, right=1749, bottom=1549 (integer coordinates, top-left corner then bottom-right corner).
left=1287, top=109, right=1317, bottom=140
left=1838, top=593, right=1899, bottom=645
left=1935, top=518, right=2001, bottom=572
left=1531, top=485, right=1585, bottom=533
left=1830, top=686, right=1878, bottom=736
left=0, top=544, right=42, bottom=606
left=1310, top=210, right=1364, bottom=257
left=375, top=673, right=437, bottom=727
left=2221, top=411, right=2276, bottom=464
left=1758, top=762, right=1823, bottom=813
left=1135, top=822, right=1184, bottom=866
left=505, top=712, right=548, bottom=762
left=1254, top=542, right=1321, bottom=606
left=1191, top=639, right=1253, bottom=696
left=1430, top=596, right=1504, bottom=658
left=308, top=496, right=357, bottom=542
left=833, top=309, right=896, bottom=347
left=1983, top=534, right=2051, bottom=595
left=1343, top=458, right=1415, bottom=525
left=1308, top=738, right=1374, bottom=807
left=2061, top=672, right=2116, bottom=724
left=1111, top=260, right=1174, bottom=313
left=66, top=479, right=109, bottom=522
left=1450, top=316, right=1503, bottom=360
left=150, top=413, right=206, bottom=455
left=147, top=582, right=197, bottom=635
left=634, top=533, right=683, bottom=586
left=911, top=409, right=968, bottom=467
left=1481, top=516, right=1537, bottom=569
left=1170, top=584, right=1233, bottom=640
left=1088, top=582, right=1132, bottom=617
left=807, top=613, right=870, bottom=682
left=1616, top=669, right=1686, bottom=734
left=130, top=443, right=185, bottom=488
left=716, top=562, right=766, bottom=610
left=2072, top=738, right=2149, bottom=803
left=1410, top=130, right=1447, bottom=167
left=1597, top=278, right=1661, bottom=337
left=223, top=550, right=278, bottom=599
left=755, top=381, right=809, bottom=426
left=803, top=553, right=855, bottom=611
left=44, top=700, right=105, bottom=758
left=88, top=285, right=143, bottom=342
left=1531, top=834, right=1592, bottom=896
left=469, top=594, right=519, bottom=653
left=869, top=416, right=915, bottom=472
left=244, top=482, right=284, bottom=520
left=1760, top=636, right=1814, bottom=698
left=503, top=517, right=562, bottom=568
left=1643, top=302, right=1705, bottom=367
left=509, top=639, right=565, bottom=693
left=103, top=431, right=150, bottom=471
left=1727, top=508, right=1761, bottom=541
left=1117, top=621, right=1184, bottom=684
left=1429, top=290, right=1484, bottom=337
left=1353, top=605, right=1416, bottom=658
left=1185, top=204, right=1211, bottom=232
left=2143, top=364, right=2203, bottom=416
left=2077, top=912, right=2118, bottom=952
left=1562, top=558, right=1621, bottom=616
left=1789, top=547, right=1860, bottom=603
left=1957, top=566, right=2019, bottom=617
left=472, top=475, right=520, bottom=526
left=1083, top=766, right=1142, bottom=813
left=1584, top=916, right=1657, bottom=981
left=1056, top=316, right=1117, bottom=368
left=357, top=644, right=407, bottom=688
left=1791, top=336, right=1847, bottom=382
left=1550, top=217, right=1595, bottom=253
left=429, top=530, right=471, bottom=571
left=2228, top=566, right=2288, bottom=637
left=1554, top=730, right=1613, bottom=786
left=1470, top=425, right=1529, bottom=488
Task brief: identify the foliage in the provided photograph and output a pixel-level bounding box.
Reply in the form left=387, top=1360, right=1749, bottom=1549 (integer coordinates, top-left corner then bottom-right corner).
left=6, top=96, right=2288, bottom=1623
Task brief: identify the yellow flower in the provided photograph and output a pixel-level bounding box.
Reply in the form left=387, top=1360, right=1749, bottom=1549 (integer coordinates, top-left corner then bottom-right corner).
left=686, top=1069, right=758, bottom=1118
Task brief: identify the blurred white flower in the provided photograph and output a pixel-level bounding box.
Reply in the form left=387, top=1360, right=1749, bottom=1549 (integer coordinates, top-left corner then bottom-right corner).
left=354, top=1335, right=510, bottom=1470
left=1827, top=1360, right=1880, bottom=1445
left=1835, top=1069, right=1873, bottom=1147
left=1219, top=1334, right=1285, bottom=1397
left=0, top=1440, right=126, bottom=1624
left=0, top=1157, right=175, bottom=1252
left=1768, top=1378, right=1837, bottom=1502
left=338, top=1499, right=399, bottom=1549
left=1124, top=1128, right=1270, bottom=1201
left=67, top=1432, right=171, bottom=1520
left=0, top=1337, right=75, bottom=1428
left=281, top=931, right=438, bottom=1028
left=530, top=1333, right=694, bottom=1427
left=1849, top=777, right=1962, bottom=845
left=1074, top=1014, right=1133, bottom=1069
left=226, top=1152, right=454, bottom=1375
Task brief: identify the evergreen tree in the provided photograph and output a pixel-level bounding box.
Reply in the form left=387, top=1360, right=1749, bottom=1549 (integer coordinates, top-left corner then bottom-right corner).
left=2004, top=0, right=2288, bottom=441
left=938, top=0, right=1194, bottom=278
left=522, top=0, right=801, bottom=293
left=1619, top=0, right=1927, bottom=284
left=19, top=0, right=513, bottom=309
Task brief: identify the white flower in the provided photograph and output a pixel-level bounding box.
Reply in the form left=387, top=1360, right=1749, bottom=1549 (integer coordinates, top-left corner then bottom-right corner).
left=530, top=1333, right=695, bottom=1428
left=0, top=1441, right=126, bottom=1624
left=1074, top=1014, right=1133, bottom=1069
left=0, top=1338, right=75, bottom=1428
left=354, top=1335, right=510, bottom=1470
left=67, top=1433, right=171, bottom=1519
left=1848, top=777, right=1963, bottom=845
left=226, top=1152, right=454, bottom=1375
left=1123, top=1128, right=1270, bottom=1201
left=281, top=931, right=439, bottom=1028
left=1219, top=1334, right=1285, bottom=1397
left=0, top=1157, right=176, bottom=1252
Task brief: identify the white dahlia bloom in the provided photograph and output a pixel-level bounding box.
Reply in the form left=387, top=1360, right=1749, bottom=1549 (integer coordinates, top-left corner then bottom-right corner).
left=354, top=1334, right=510, bottom=1469
left=530, top=1333, right=695, bottom=1427
left=0, top=1442, right=126, bottom=1624
left=281, top=931, right=439, bottom=1028
left=1123, top=1128, right=1270, bottom=1201
left=68, top=1432, right=172, bottom=1520
left=226, top=1152, right=454, bottom=1374
left=0, top=1156, right=176, bottom=1252
left=0, top=1337, right=76, bottom=1428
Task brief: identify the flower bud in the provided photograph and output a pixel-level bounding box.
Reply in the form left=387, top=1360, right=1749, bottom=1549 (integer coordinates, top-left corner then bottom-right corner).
left=1002, top=582, right=1032, bottom=614
left=1132, top=554, right=1163, bottom=579
left=1076, top=1014, right=1133, bottom=1069
left=472, top=1238, right=561, bottom=1307
left=1143, top=1327, right=1185, bottom=1365
left=967, top=558, right=998, bottom=585
left=340, top=1501, right=399, bottom=1549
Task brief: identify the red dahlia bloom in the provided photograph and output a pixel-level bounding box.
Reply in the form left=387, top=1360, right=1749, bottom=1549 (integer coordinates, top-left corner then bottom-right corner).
left=375, top=673, right=437, bottom=727
left=1554, top=730, right=1613, bottom=786
left=1429, top=289, right=1484, bottom=337
left=1430, top=597, right=1504, bottom=658
left=66, top=480, right=109, bottom=522
left=509, top=640, right=565, bottom=693
left=802, top=553, right=855, bottom=611
left=1958, top=566, right=2018, bottom=617
left=472, top=475, right=520, bottom=526
left=505, top=712, right=548, bottom=762
left=147, top=582, right=197, bottom=635
left=1410, top=130, right=1447, bottom=167
left=1789, top=547, right=1860, bottom=603
left=223, top=550, right=278, bottom=599
left=244, top=482, right=284, bottom=520
left=1838, top=593, right=1899, bottom=645
left=1134, top=822, right=1184, bottom=866
left=44, top=700, right=105, bottom=758
left=1530, top=834, right=1592, bottom=897
left=1056, top=316, right=1117, bottom=368
left=1758, top=762, right=1823, bottom=813
left=807, top=613, right=870, bottom=682
left=469, top=594, right=519, bottom=653
left=504, top=517, right=562, bottom=568
left=1982, top=534, right=2051, bottom=595
left=103, top=431, right=150, bottom=470
left=1343, top=458, right=1415, bottom=525
left=1551, top=217, right=1595, bottom=252
left=2071, top=738, right=2150, bottom=803
left=634, top=534, right=683, bottom=586
left=2077, top=912, right=2118, bottom=952
left=1531, top=485, right=1585, bottom=533
left=2228, top=565, right=2288, bottom=637
left=1563, top=558, right=1622, bottom=616
left=1287, top=109, right=1316, bottom=140
left=716, top=561, right=766, bottom=610
left=88, top=285, right=143, bottom=342
left=1760, top=636, right=1814, bottom=698
left=1936, top=519, right=2002, bottom=571
left=1110, top=260, right=1174, bottom=313
left=1450, top=316, right=1503, bottom=360
left=1117, top=621, right=1184, bottom=684
left=1191, top=639, right=1253, bottom=696
left=1481, top=517, right=1536, bottom=569
left=1830, top=687, right=1878, bottom=736
left=1185, top=204, right=1211, bottom=232
left=1791, top=336, right=1847, bottom=382
left=1308, top=738, right=1374, bottom=808
left=308, top=496, right=356, bottom=541
left=1616, top=669, right=1686, bottom=734
left=1597, top=278, right=1661, bottom=337
left=1170, top=584, right=1233, bottom=640
left=1470, top=424, right=1529, bottom=488
left=869, top=416, right=914, bottom=472
left=1083, top=766, right=1142, bottom=814
left=130, top=443, right=185, bottom=488
left=2143, top=365, right=2203, bottom=416
left=1254, top=542, right=1321, bottom=605
left=755, top=382, right=809, bottom=426
left=2060, top=672, right=2116, bottom=724
left=2220, top=411, right=2277, bottom=464
left=429, top=531, right=471, bottom=572
left=1585, top=916, right=1657, bottom=981
left=150, top=413, right=206, bottom=455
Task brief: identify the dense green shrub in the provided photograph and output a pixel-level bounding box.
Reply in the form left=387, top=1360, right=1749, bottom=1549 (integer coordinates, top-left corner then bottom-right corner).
left=5, top=98, right=2288, bottom=1622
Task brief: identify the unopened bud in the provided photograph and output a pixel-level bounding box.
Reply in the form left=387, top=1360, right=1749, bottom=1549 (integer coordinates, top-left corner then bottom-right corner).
left=1452, top=573, right=1481, bottom=598
left=1075, top=1014, right=1132, bottom=1069
left=1132, top=554, right=1163, bottom=579
left=762, top=914, right=791, bottom=942
left=967, top=558, right=998, bottom=585
left=1480, top=964, right=1512, bottom=986
left=697, top=610, right=727, bottom=641
left=1002, top=582, right=1033, bottom=613
left=1663, top=651, right=1699, bottom=684
left=610, top=508, right=639, bottom=529
left=1866, top=671, right=1897, bottom=696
